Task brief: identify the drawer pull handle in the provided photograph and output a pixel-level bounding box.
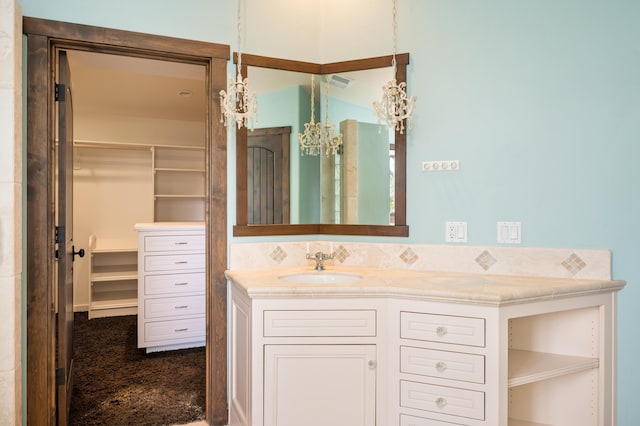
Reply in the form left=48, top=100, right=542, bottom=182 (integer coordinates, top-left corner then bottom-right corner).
left=174, top=305, right=189, bottom=309
left=435, top=361, right=447, bottom=372
left=174, top=328, right=188, bottom=332
left=174, top=242, right=188, bottom=245
left=368, top=360, right=377, bottom=370
left=174, top=282, right=189, bottom=286
left=175, top=261, right=188, bottom=264
left=435, top=397, right=447, bottom=409
left=436, top=326, right=448, bottom=337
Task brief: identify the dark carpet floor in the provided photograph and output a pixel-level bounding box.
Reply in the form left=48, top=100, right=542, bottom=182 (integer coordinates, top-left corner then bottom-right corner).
left=69, top=313, right=206, bottom=426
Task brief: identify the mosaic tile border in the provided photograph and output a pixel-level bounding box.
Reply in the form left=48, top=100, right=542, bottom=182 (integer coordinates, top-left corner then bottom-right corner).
left=229, top=242, right=612, bottom=280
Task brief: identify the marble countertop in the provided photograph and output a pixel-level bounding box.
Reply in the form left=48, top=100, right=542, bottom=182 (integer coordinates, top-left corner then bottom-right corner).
left=225, top=266, right=626, bottom=306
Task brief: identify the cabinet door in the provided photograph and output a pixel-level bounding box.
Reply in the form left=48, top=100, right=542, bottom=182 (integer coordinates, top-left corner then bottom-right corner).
left=264, top=345, right=376, bottom=426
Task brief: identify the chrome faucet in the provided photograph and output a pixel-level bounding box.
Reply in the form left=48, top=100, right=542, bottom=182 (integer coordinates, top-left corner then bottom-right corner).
left=306, top=251, right=334, bottom=271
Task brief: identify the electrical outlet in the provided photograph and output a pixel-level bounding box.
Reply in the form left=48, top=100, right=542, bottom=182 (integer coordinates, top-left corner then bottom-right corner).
left=422, top=160, right=460, bottom=172
left=446, top=221, right=467, bottom=243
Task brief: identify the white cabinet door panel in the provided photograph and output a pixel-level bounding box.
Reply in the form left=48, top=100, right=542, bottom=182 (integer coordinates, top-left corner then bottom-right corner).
left=264, top=344, right=376, bottom=426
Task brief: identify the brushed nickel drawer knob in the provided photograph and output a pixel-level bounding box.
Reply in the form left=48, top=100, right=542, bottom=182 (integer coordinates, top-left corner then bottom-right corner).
left=436, top=326, right=448, bottom=337
left=435, top=361, right=447, bottom=372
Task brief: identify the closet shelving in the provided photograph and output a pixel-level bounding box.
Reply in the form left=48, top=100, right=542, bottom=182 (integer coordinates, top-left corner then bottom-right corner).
left=152, top=145, right=205, bottom=222
left=74, top=140, right=206, bottom=222
left=88, top=235, right=138, bottom=319
left=76, top=140, right=205, bottom=319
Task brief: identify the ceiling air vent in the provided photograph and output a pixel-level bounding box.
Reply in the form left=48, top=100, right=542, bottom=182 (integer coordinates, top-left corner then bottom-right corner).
left=324, top=74, right=353, bottom=89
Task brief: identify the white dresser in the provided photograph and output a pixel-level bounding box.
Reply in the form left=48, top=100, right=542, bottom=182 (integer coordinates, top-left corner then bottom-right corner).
left=135, top=222, right=205, bottom=353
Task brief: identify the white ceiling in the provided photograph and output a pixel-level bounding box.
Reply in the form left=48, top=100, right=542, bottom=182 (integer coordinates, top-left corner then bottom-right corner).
left=67, top=51, right=207, bottom=122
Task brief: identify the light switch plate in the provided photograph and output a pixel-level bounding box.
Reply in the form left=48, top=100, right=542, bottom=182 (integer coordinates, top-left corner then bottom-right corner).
left=422, top=160, right=460, bottom=172
left=497, top=221, right=521, bottom=244
left=446, top=221, right=467, bottom=243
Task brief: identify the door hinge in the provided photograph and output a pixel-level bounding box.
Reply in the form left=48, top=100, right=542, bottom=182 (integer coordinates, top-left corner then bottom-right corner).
left=56, top=367, right=65, bottom=386
left=55, top=83, right=65, bottom=102
left=54, top=226, right=63, bottom=260
left=55, top=226, right=62, bottom=244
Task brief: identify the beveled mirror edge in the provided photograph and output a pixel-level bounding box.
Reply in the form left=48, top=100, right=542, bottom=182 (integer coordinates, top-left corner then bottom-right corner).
left=234, top=53, right=411, bottom=237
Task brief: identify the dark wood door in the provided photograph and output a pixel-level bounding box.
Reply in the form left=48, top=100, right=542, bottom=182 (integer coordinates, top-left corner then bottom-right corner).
left=56, top=50, right=79, bottom=426
left=247, top=126, right=291, bottom=224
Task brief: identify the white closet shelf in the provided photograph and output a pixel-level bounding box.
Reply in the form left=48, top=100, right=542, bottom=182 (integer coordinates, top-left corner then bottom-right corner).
left=74, top=140, right=204, bottom=151
left=90, top=297, right=137, bottom=310
left=508, top=349, right=598, bottom=388
left=509, top=419, right=554, bottom=426
left=91, top=269, right=138, bottom=282
left=154, top=167, right=205, bottom=173
left=155, top=194, right=206, bottom=199
left=92, top=238, right=137, bottom=253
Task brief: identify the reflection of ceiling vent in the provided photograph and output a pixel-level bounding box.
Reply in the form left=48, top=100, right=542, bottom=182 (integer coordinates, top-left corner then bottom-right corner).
left=324, top=74, right=353, bottom=89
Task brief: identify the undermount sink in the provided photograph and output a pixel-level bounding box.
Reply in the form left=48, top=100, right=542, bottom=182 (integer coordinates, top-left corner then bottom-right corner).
left=278, top=271, right=363, bottom=284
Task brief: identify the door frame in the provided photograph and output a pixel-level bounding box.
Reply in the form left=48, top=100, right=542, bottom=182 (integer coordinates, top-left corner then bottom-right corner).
left=24, top=17, right=230, bottom=425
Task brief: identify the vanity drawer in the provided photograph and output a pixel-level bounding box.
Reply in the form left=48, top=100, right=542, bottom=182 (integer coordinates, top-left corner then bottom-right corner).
left=144, top=254, right=205, bottom=272
left=401, top=312, right=485, bottom=347
left=144, top=317, right=205, bottom=342
left=144, top=272, right=205, bottom=295
left=400, top=414, right=465, bottom=426
left=401, top=346, right=485, bottom=384
left=264, top=310, right=377, bottom=337
left=144, top=295, right=205, bottom=319
left=401, top=380, right=485, bottom=421
left=144, top=234, right=205, bottom=252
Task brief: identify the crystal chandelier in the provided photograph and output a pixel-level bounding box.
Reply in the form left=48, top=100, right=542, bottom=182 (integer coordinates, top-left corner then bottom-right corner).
left=319, top=78, right=343, bottom=155
left=298, top=75, right=343, bottom=156
left=298, top=74, right=323, bottom=155
left=373, top=0, right=416, bottom=134
left=220, top=0, right=257, bottom=129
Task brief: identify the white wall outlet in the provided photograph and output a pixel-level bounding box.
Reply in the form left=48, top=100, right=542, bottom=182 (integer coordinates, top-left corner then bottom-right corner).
left=497, top=221, right=521, bottom=244
left=422, top=160, right=460, bottom=172
left=446, top=221, right=467, bottom=243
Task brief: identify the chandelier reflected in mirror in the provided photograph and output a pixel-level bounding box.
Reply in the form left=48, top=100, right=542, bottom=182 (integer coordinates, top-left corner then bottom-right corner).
left=373, top=0, right=416, bottom=134
left=220, top=0, right=257, bottom=129
left=298, top=75, right=343, bottom=156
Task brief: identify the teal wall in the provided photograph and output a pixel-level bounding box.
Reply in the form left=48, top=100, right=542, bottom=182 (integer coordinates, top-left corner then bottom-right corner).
left=357, top=122, right=391, bottom=224
left=19, top=0, right=640, bottom=424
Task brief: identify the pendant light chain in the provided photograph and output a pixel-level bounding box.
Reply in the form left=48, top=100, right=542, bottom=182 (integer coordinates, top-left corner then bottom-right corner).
left=391, top=0, right=398, bottom=72
left=236, top=0, right=242, bottom=74
left=220, top=0, right=257, bottom=129
left=373, top=0, right=416, bottom=134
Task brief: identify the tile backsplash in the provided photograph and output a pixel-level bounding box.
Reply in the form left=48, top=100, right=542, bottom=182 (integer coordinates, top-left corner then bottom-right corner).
left=229, top=241, right=611, bottom=280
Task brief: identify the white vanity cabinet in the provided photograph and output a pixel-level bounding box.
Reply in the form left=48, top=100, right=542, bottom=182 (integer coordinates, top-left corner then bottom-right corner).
left=135, top=222, right=205, bottom=353
left=395, top=291, right=617, bottom=426
left=229, top=284, right=384, bottom=426
left=227, top=267, right=623, bottom=426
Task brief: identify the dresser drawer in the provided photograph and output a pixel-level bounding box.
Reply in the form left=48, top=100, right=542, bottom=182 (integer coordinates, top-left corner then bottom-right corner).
left=264, top=310, right=377, bottom=337
left=401, top=312, right=485, bottom=347
left=144, top=234, right=205, bottom=252
left=144, top=254, right=205, bottom=272
left=401, top=380, right=485, bottom=421
left=400, top=414, right=465, bottom=426
left=144, top=317, right=205, bottom=342
left=401, top=346, right=485, bottom=384
left=144, top=272, right=205, bottom=295
left=144, top=295, right=205, bottom=319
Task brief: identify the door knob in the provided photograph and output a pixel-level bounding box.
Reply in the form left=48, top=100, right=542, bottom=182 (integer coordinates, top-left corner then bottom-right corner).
left=72, top=246, right=85, bottom=261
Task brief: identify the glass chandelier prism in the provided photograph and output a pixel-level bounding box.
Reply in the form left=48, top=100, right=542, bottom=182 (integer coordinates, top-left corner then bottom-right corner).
left=373, top=0, right=416, bottom=134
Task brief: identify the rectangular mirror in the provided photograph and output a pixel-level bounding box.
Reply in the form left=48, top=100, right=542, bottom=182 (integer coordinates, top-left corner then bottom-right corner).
left=234, top=54, right=410, bottom=237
